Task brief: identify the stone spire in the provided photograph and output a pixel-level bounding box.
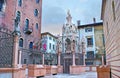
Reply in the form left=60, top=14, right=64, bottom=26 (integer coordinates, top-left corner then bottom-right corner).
left=66, top=10, right=72, bottom=24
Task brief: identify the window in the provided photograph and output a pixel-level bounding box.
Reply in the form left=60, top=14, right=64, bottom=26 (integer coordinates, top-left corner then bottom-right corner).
left=19, top=38, right=23, bottom=47
left=53, top=39, right=55, bottom=41
left=25, top=19, right=29, bottom=30
left=85, top=27, right=92, bottom=32
left=49, top=43, right=51, bottom=49
left=18, top=0, right=22, bottom=7
left=65, top=38, right=71, bottom=51
left=34, top=9, right=38, bottom=17
left=87, top=51, right=94, bottom=59
left=0, top=0, right=5, bottom=11
left=87, top=37, right=93, bottom=47
left=29, top=42, right=33, bottom=49
left=24, top=59, right=27, bottom=64
left=33, top=59, right=35, bottom=64
left=36, top=23, right=38, bottom=30
left=112, top=1, right=116, bottom=21
left=53, top=45, right=54, bottom=50
left=49, top=37, right=52, bottom=40
left=36, top=0, right=40, bottom=4
left=16, top=11, right=21, bottom=22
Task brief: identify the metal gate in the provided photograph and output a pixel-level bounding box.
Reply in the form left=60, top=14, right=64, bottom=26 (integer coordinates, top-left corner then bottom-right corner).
left=64, top=58, right=72, bottom=73
left=61, top=53, right=83, bottom=73
left=0, top=27, right=14, bottom=68
left=62, top=53, right=72, bottom=73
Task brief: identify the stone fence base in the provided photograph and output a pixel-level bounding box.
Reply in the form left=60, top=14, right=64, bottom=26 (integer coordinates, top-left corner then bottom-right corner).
left=28, top=65, right=46, bottom=77
left=0, top=65, right=46, bottom=78
left=0, top=65, right=63, bottom=78
left=45, top=65, right=58, bottom=75
left=85, top=66, right=97, bottom=72
left=97, top=65, right=110, bottom=78
left=70, top=65, right=85, bottom=74
left=57, top=65, right=63, bottom=73
left=0, top=66, right=26, bottom=78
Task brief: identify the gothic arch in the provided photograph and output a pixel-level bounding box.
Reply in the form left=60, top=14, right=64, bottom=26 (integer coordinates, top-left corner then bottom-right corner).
left=25, top=19, right=29, bottom=30
left=16, top=11, right=21, bottom=22
left=19, top=38, right=23, bottom=47
left=65, top=38, right=71, bottom=51
left=29, top=42, right=33, bottom=49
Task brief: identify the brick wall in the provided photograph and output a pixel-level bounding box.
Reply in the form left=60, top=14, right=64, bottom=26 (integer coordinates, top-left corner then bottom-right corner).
left=102, top=0, right=120, bottom=77
left=0, top=0, right=42, bottom=49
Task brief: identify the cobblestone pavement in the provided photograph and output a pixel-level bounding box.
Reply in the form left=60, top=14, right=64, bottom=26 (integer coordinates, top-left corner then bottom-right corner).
left=41, top=72, right=97, bottom=78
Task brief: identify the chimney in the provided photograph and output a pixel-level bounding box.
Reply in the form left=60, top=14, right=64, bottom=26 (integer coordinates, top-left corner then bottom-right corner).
left=77, top=20, right=81, bottom=26
left=93, top=18, right=96, bottom=23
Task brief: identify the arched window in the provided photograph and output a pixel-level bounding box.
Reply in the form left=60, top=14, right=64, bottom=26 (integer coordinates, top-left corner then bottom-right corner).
left=0, top=0, right=5, bottom=11
left=34, top=9, right=38, bottom=17
left=16, top=11, right=21, bottom=22
left=36, top=23, right=38, bottom=30
left=25, top=19, right=29, bottom=30
left=65, top=38, right=71, bottom=51
left=29, top=42, right=33, bottom=49
left=18, top=0, right=22, bottom=7
left=19, top=38, right=23, bottom=47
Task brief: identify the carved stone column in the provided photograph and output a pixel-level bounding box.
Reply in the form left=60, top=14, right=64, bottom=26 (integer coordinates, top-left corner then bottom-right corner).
left=72, top=40, right=76, bottom=66
left=101, top=54, right=104, bottom=65
left=12, top=14, right=21, bottom=68
left=83, top=52, right=86, bottom=66
left=72, top=52, right=75, bottom=66
left=18, top=50, right=22, bottom=64
left=42, top=53, right=44, bottom=65
left=82, top=41, right=86, bottom=66
left=58, top=52, right=61, bottom=66
left=13, top=35, right=19, bottom=68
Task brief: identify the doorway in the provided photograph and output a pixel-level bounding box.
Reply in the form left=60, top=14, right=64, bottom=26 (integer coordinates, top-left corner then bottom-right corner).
left=63, top=58, right=72, bottom=73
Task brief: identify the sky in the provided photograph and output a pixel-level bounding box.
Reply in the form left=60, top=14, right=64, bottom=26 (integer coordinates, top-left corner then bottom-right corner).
left=41, top=0, right=102, bottom=35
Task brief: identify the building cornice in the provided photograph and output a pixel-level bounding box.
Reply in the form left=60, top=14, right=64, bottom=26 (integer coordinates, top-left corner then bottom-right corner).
left=78, top=22, right=103, bottom=29
left=41, top=32, right=58, bottom=39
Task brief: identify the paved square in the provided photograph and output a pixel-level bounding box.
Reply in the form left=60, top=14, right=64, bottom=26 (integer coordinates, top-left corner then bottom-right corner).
left=42, top=72, right=97, bottom=78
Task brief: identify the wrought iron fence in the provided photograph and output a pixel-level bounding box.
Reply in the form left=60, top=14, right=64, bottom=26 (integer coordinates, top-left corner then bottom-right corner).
left=0, top=27, right=14, bottom=68
left=19, top=48, right=43, bottom=64
left=61, top=52, right=83, bottom=65
left=44, top=53, right=57, bottom=65
left=19, top=48, right=58, bottom=65
left=0, top=26, right=58, bottom=67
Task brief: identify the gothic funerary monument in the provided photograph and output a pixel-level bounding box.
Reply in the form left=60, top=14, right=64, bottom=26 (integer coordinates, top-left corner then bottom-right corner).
left=58, top=10, right=84, bottom=73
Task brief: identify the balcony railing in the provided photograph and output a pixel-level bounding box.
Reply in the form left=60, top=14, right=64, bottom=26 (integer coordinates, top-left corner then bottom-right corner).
left=24, top=27, right=33, bottom=35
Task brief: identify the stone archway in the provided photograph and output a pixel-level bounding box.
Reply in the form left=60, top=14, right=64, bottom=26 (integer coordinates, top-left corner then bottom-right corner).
left=65, top=38, right=71, bottom=52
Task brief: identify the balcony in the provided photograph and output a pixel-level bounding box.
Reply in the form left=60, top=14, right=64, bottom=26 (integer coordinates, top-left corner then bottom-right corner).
left=24, top=27, right=33, bottom=35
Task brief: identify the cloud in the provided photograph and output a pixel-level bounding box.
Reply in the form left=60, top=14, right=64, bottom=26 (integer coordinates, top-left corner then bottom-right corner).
left=42, top=0, right=102, bottom=34
left=41, top=24, right=63, bottom=35
left=42, top=6, right=66, bottom=26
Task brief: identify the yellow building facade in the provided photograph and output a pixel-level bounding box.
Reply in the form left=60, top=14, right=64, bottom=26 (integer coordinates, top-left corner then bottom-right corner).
left=78, top=22, right=105, bottom=65
left=94, top=25, right=105, bottom=60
